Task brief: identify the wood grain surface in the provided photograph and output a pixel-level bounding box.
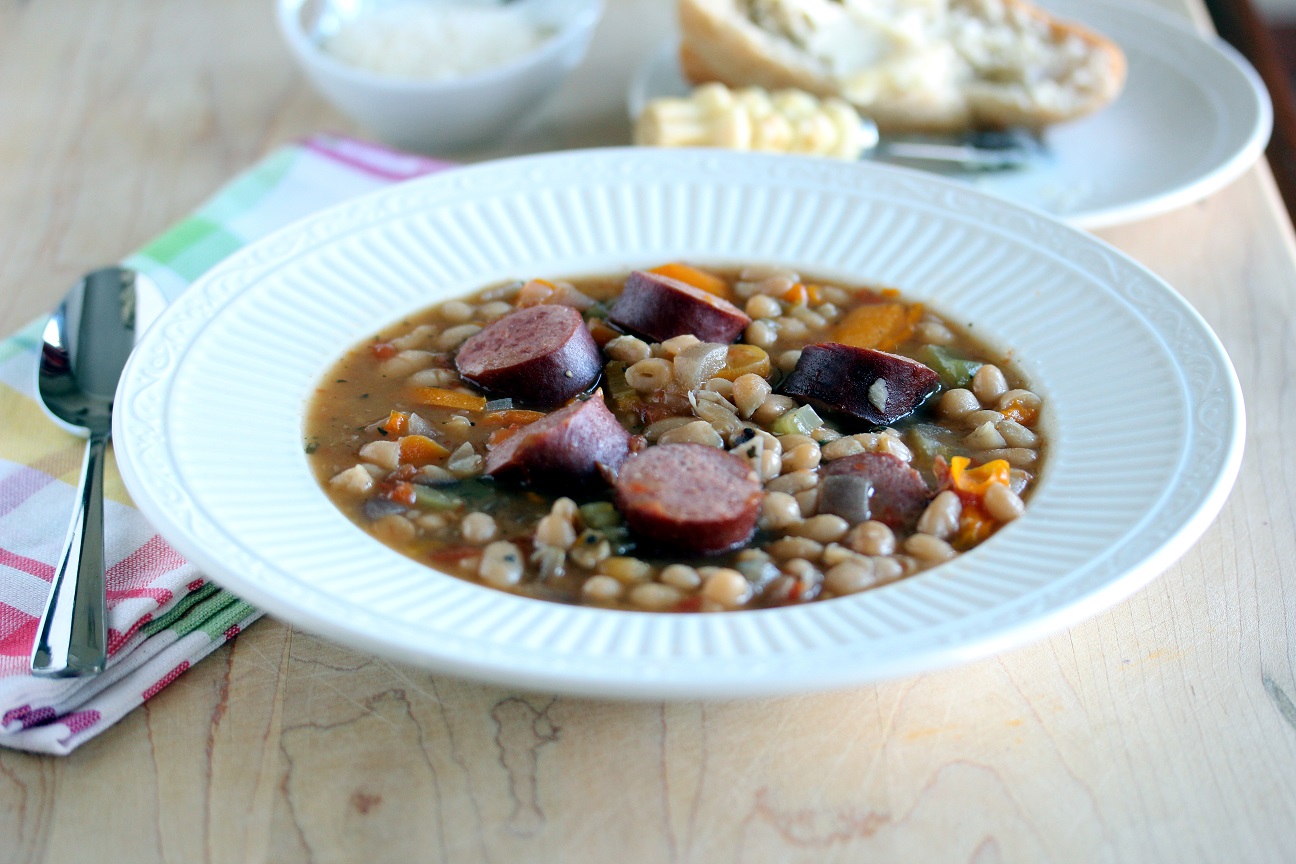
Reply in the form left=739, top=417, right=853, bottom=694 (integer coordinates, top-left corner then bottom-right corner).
left=3, top=0, right=1295, bottom=861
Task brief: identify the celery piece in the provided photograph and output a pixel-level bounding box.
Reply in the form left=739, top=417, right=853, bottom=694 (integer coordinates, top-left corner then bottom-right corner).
left=906, top=423, right=960, bottom=464
left=579, top=501, right=622, bottom=529
left=413, top=486, right=462, bottom=510
left=585, top=300, right=611, bottom=320
left=917, top=345, right=982, bottom=389
left=605, top=360, right=639, bottom=411
left=770, top=404, right=823, bottom=436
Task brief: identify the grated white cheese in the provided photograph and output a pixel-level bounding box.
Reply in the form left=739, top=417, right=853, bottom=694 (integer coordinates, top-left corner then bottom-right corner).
left=322, top=2, right=552, bottom=81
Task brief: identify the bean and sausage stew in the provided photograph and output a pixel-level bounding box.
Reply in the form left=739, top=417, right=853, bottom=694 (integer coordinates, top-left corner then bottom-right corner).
left=306, top=264, right=1044, bottom=612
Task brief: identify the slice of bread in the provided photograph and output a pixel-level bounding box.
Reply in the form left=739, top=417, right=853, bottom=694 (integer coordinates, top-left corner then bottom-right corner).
left=678, top=0, right=1127, bottom=134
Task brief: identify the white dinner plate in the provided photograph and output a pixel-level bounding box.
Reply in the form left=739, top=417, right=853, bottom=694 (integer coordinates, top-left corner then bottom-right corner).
left=627, top=0, right=1272, bottom=229
left=113, top=148, right=1244, bottom=699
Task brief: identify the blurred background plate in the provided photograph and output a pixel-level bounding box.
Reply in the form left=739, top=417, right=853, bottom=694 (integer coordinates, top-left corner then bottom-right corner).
left=112, top=148, right=1244, bottom=699
left=628, top=0, right=1273, bottom=229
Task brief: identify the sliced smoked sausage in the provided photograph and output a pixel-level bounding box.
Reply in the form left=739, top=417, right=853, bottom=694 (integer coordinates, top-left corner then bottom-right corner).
left=818, top=452, right=931, bottom=531
left=614, top=443, right=763, bottom=555
left=485, top=392, right=632, bottom=488
left=608, top=270, right=751, bottom=344
left=780, top=342, right=940, bottom=426
left=455, top=304, right=601, bottom=406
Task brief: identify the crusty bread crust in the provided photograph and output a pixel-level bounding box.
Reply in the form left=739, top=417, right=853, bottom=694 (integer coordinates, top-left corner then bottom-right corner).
left=678, top=0, right=1127, bottom=134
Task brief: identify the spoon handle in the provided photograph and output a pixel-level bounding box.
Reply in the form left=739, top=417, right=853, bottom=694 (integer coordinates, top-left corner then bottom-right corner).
left=31, top=431, right=109, bottom=677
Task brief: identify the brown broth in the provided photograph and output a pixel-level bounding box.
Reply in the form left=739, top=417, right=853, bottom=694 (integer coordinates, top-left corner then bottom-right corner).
left=305, top=267, right=1043, bottom=612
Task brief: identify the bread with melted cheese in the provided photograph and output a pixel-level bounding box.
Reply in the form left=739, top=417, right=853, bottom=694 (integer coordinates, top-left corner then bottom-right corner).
left=678, top=0, right=1127, bottom=134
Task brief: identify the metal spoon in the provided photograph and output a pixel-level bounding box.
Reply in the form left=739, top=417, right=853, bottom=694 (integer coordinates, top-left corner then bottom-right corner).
left=30, top=267, right=146, bottom=677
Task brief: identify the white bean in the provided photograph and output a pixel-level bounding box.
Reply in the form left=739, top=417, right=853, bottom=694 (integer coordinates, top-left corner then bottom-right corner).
left=904, top=534, right=957, bottom=564
left=745, top=294, right=782, bottom=319
left=477, top=300, right=514, bottom=321
left=599, top=556, right=653, bottom=584
left=996, top=418, right=1038, bottom=448
left=984, top=482, right=1025, bottom=522
left=604, top=334, right=651, bottom=363
left=479, top=541, right=524, bottom=587
left=788, top=514, right=849, bottom=543
left=846, top=521, right=894, bottom=557
left=731, top=374, right=773, bottom=419
left=700, top=568, right=751, bottom=608
left=436, top=324, right=482, bottom=351
left=972, top=364, right=1009, bottom=406
left=439, top=300, right=474, bottom=323
left=629, top=583, right=684, bottom=610
left=569, top=530, right=612, bottom=569
left=358, top=440, right=400, bottom=471
left=824, top=560, right=877, bottom=595
left=461, top=512, right=497, bottom=544
left=766, top=536, right=824, bottom=562
left=821, top=437, right=866, bottom=460
left=660, top=564, right=702, bottom=591
left=659, top=334, right=701, bottom=357
left=916, top=491, right=962, bottom=539
left=625, top=357, right=673, bottom=392
left=379, top=350, right=437, bottom=378
left=582, top=575, right=623, bottom=602
left=658, top=420, right=724, bottom=448
left=766, top=469, right=818, bottom=495
left=751, top=394, right=797, bottom=425
left=446, top=442, right=482, bottom=477
left=965, top=421, right=1008, bottom=450
left=744, top=320, right=779, bottom=349
left=984, top=447, right=1038, bottom=468
left=939, top=389, right=980, bottom=420
left=329, top=465, right=373, bottom=495
left=407, top=367, right=458, bottom=388
left=760, top=492, right=802, bottom=530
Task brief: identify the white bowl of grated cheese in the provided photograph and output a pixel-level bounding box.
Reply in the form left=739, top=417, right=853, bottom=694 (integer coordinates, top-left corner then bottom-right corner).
left=278, top=0, right=603, bottom=152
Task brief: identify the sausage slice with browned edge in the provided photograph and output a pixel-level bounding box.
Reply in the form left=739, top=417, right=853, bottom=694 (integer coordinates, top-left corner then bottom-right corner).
left=455, top=304, right=601, bottom=406
left=485, top=392, right=633, bottom=489
left=817, top=452, right=932, bottom=531
left=615, top=443, right=764, bottom=555
left=608, top=270, right=751, bottom=343
left=780, top=342, right=940, bottom=426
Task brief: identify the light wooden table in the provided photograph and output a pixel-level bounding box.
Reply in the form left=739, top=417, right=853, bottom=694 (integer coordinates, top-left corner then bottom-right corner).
left=3, top=1, right=1295, bottom=861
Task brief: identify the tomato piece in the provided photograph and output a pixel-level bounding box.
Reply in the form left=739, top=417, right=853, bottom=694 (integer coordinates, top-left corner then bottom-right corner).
left=948, top=457, right=1011, bottom=496
left=387, top=481, right=417, bottom=507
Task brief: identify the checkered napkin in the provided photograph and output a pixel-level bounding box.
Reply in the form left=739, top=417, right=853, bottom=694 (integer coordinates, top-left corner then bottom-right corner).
left=0, top=135, right=452, bottom=754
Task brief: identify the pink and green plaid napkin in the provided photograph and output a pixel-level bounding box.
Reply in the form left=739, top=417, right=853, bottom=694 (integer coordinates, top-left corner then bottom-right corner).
left=0, top=135, right=452, bottom=755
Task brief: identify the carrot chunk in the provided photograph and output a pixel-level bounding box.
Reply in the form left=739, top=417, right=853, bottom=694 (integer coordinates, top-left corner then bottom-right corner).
left=830, top=302, right=920, bottom=352
left=410, top=387, right=487, bottom=411
left=781, top=283, right=809, bottom=306
left=715, top=344, right=771, bottom=380
left=648, top=263, right=731, bottom=299
left=398, top=434, right=450, bottom=466
left=380, top=411, right=409, bottom=436
left=482, top=409, right=547, bottom=427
